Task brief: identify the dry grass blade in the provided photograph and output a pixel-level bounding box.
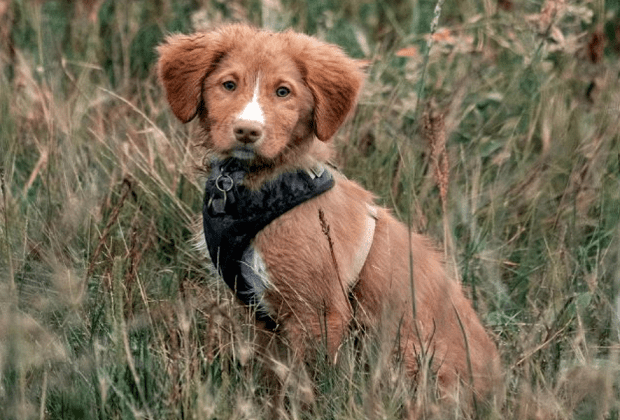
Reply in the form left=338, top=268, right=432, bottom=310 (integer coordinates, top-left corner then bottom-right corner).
left=85, top=177, right=133, bottom=280
left=453, top=303, right=479, bottom=414
left=112, top=256, right=155, bottom=420
left=1, top=166, right=15, bottom=299
left=318, top=208, right=355, bottom=339
left=414, top=0, right=446, bottom=117
left=422, top=104, right=451, bottom=256
left=124, top=213, right=156, bottom=319
left=22, top=148, right=48, bottom=195
left=422, top=104, right=449, bottom=205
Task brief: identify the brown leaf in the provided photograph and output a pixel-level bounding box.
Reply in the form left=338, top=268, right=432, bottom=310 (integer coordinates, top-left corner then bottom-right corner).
left=431, top=28, right=455, bottom=43
left=396, top=46, right=418, bottom=57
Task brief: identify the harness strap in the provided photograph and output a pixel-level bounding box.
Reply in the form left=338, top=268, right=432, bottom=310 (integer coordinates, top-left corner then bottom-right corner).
left=345, top=205, right=378, bottom=290
left=240, top=205, right=378, bottom=327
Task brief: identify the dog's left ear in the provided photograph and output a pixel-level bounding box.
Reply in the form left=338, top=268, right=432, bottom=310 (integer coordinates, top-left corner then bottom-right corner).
left=289, top=34, right=366, bottom=141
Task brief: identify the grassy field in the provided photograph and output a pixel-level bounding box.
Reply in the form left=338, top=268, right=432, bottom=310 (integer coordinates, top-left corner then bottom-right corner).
left=1, top=0, right=620, bottom=418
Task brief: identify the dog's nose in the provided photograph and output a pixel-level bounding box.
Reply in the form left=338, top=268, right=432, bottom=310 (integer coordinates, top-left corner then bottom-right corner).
left=233, top=121, right=263, bottom=144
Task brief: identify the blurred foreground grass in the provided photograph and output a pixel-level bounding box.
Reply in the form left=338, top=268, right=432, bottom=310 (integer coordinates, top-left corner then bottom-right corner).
left=1, top=0, right=620, bottom=418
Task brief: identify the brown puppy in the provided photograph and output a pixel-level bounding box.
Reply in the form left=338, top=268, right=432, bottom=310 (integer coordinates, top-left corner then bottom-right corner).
left=158, top=24, right=501, bottom=402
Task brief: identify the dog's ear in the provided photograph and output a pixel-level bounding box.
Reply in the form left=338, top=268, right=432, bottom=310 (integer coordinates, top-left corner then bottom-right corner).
left=157, top=33, right=217, bottom=123
left=157, top=25, right=256, bottom=123
left=290, top=34, right=366, bottom=141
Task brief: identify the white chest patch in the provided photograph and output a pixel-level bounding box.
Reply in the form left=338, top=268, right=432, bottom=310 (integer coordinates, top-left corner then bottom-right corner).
left=239, top=245, right=273, bottom=316
left=237, top=80, right=265, bottom=124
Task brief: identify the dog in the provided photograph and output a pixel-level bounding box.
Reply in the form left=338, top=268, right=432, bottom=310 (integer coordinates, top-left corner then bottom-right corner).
left=157, top=23, right=501, bottom=404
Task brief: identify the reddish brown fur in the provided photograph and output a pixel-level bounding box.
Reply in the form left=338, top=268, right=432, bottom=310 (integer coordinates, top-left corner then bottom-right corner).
left=158, top=24, right=501, bottom=404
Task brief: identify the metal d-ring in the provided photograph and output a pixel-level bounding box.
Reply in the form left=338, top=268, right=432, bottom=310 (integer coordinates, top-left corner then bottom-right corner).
left=207, top=174, right=235, bottom=215
left=215, top=174, right=234, bottom=192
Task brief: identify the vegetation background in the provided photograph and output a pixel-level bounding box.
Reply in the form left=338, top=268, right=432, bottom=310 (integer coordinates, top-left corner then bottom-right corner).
left=1, top=0, right=619, bottom=418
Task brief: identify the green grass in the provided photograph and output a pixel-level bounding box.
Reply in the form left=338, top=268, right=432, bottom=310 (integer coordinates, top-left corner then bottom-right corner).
left=1, top=0, right=620, bottom=418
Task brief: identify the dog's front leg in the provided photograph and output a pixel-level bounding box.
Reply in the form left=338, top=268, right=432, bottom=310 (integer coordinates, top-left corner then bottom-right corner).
left=263, top=285, right=354, bottom=364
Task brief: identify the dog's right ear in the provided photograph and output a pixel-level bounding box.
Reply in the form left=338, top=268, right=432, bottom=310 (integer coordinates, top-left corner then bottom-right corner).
left=158, top=33, right=218, bottom=123
left=158, top=31, right=234, bottom=123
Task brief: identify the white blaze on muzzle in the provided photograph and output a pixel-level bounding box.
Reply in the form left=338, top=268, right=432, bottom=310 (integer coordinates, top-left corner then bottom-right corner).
left=237, top=79, right=265, bottom=124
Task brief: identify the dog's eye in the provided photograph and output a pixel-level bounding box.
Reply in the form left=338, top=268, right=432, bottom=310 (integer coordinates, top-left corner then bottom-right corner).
left=275, top=86, right=290, bottom=97
left=222, top=81, right=236, bottom=91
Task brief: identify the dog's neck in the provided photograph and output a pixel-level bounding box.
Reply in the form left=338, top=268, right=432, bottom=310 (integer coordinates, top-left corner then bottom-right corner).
left=205, top=137, right=336, bottom=189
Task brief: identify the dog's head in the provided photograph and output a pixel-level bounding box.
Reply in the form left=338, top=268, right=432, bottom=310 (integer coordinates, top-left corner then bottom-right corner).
left=158, top=24, right=365, bottom=164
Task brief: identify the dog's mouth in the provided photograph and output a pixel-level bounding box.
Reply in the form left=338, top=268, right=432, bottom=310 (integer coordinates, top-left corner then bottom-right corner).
left=230, top=146, right=257, bottom=161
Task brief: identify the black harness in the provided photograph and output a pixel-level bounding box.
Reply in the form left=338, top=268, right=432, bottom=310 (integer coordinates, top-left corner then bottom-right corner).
left=202, top=157, right=335, bottom=326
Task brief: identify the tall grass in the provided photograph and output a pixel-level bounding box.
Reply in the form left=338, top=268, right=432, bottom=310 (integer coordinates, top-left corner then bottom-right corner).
left=1, top=0, right=620, bottom=418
